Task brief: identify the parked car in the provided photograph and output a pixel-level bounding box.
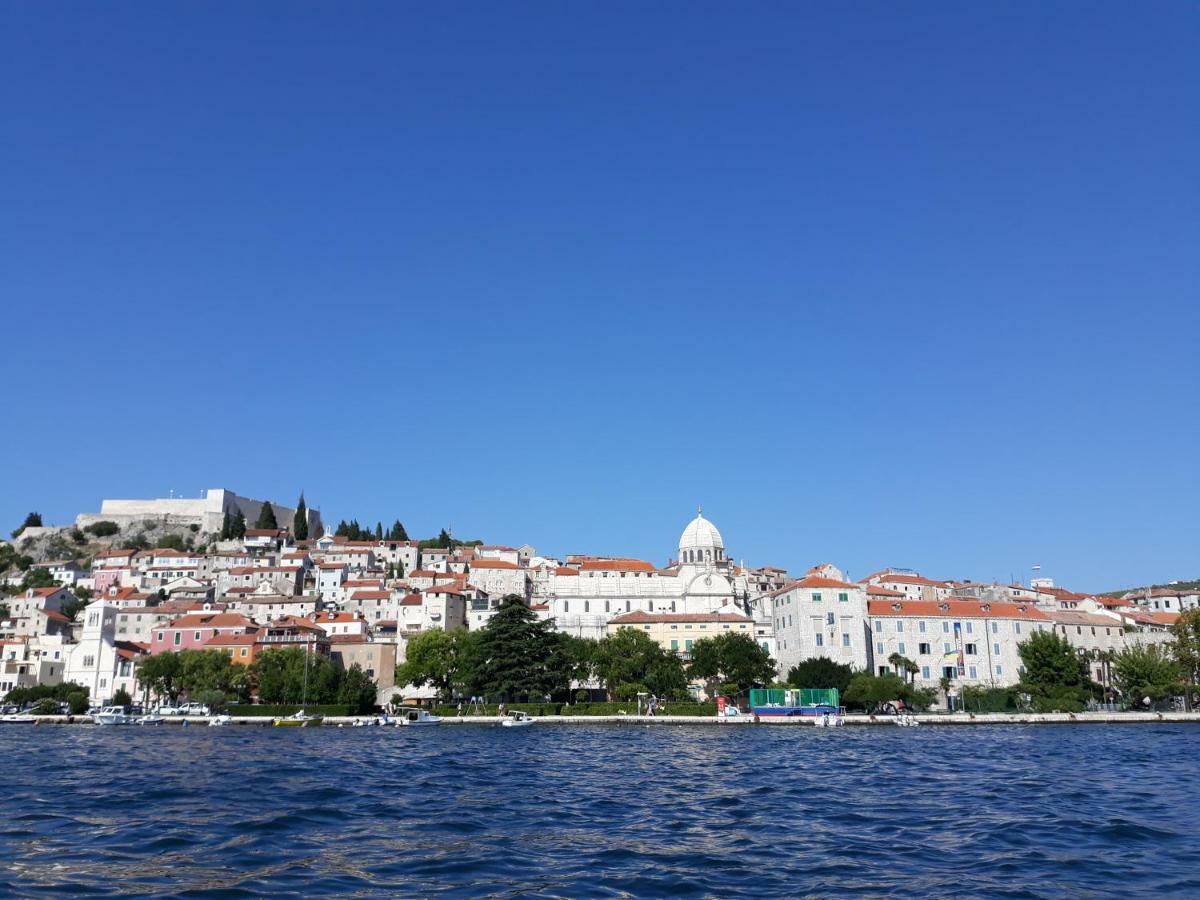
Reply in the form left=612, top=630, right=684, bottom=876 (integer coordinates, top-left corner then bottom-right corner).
left=156, top=704, right=184, bottom=716
left=180, top=703, right=211, bottom=716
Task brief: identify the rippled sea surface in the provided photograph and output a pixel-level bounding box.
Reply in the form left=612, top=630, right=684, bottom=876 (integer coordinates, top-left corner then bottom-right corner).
left=1, top=723, right=1198, bottom=897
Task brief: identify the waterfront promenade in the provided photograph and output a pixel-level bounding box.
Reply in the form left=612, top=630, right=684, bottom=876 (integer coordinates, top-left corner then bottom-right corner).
left=21, top=710, right=1200, bottom=727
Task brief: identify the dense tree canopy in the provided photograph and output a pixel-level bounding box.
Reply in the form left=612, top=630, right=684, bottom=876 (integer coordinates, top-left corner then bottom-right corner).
left=687, top=632, right=776, bottom=695
left=786, top=657, right=855, bottom=697
left=1016, top=630, right=1096, bottom=712
left=1114, top=643, right=1181, bottom=706
left=11, top=512, right=42, bottom=540
left=593, top=628, right=688, bottom=700
left=255, top=502, right=278, bottom=530
left=293, top=494, right=309, bottom=541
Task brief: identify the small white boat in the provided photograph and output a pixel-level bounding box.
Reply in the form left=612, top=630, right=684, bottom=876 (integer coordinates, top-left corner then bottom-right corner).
left=501, top=711, right=536, bottom=728
left=814, top=713, right=844, bottom=728
left=208, top=714, right=232, bottom=727
left=136, top=714, right=165, bottom=726
left=398, top=708, right=442, bottom=727
left=0, top=714, right=36, bottom=724
left=272, top=710, right=324, bottom=727
left=894, top=714, right=920, bottom=727
left=94, top=706, right=134, bottom=726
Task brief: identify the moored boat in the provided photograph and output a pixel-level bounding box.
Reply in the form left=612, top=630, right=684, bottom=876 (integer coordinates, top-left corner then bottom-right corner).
left=272, top=710, right=324, bottom=727
left=209, top=714, right=233, bottom=727
left=136, top=714, right=165, bottom=726
left=501, top=711, right=535, bottom=727
left=398, top=708, right=442, bottom=727
left=94, top=706, right=134, bottom=726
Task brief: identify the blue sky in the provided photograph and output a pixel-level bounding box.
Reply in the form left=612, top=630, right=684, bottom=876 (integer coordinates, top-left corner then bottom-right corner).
left=3, top=3, right=1197, bottom=591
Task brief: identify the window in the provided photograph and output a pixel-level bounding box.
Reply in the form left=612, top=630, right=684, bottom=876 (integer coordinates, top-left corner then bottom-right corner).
left=875, top=621, right=882, bottom=633
left=943, top=642, right=952, bottom=654
left=816, top=634, right=824, bottom=647
left=1014, top=622, right=1022, bottom=634
left=898, top=642, right=906, bottom=655
left=584, top=601, right=589, bottom=613
left=876, top=641, right=884, bottom=655
left=991, top=622, right=998, bottom=634
left=896, top=621, right=904, bottom=633
left=919, top=642, right=931, bottom=655
left=685, top=640, right=693, bottom=650
left=240, top=648, right=248, bottom=657
left=965, top=622, right=973, bottom=634
left=670, top=624, right=678, bottom=630
left=918, top=621, right=926, bottom=633
left=965, top=643, right=977, bottom=655
left=826, top=612, right=835, bottom=626
left=922, top=666, right=930, bottom=679
left=174, top=633, right=182, bottom=646
left=671, top=639, right=678, bottom=651
left=943, top=666, right=956, bottom=679
left=995, top=665, right=1003, bottom=675
left=83, top=655, right=95, bottom=668
left=969, top=666, right=977, bottom=678
left=563, top=601, right=569, bottom=613
left=942, top=621, right=950, bottom=633
left=838, top=592, right=848, bottom=603
left=993, top=643, right=1000, bottom=656
left=812, top=593, right=822, bottom=603
left=842, top=633, right=851, bottom=647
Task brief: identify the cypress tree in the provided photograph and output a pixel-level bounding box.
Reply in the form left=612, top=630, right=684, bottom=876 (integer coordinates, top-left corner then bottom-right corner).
left=335, top=520, right=349, bottom=538
left=375, top=521, right=383, bottom=541
left=387, top=520, right=409, bottom=541
left=219, top=511, right=232, bottom=540
left=232, top=511, right=247, bottom=539
left=255, top=502, right=278, bottom=530
left=293, top=494, right=309, bottom=540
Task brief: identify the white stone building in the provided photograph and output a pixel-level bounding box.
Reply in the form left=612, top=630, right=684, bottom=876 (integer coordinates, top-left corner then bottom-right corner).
left=770, top=576, right=871, bottom=677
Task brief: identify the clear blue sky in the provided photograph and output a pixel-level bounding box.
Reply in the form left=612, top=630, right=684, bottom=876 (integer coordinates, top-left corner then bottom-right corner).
left=3, top=3, right=1197, bottom=592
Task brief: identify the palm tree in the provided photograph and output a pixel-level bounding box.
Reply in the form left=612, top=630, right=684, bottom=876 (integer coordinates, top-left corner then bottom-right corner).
left=888, top=652, right=919, bottom=684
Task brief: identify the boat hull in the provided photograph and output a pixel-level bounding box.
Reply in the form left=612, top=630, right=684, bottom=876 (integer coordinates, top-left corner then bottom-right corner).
left=750, top=705, right=841, bottom=717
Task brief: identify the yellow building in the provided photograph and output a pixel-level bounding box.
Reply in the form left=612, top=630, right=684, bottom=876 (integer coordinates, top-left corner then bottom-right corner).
left=606, top=610, right=755, bottom=657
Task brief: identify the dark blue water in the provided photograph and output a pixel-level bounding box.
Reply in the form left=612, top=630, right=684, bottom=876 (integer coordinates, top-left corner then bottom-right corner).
left=1, top=723, right=1197, bottom=897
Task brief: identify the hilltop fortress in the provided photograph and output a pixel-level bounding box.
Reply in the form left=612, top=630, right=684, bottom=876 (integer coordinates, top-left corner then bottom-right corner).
left=75, top=488, right=321, bottom=536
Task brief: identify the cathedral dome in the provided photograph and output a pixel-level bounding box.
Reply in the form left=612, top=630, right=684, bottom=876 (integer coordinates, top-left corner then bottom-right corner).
left=678, top=508, right=725, bottom=566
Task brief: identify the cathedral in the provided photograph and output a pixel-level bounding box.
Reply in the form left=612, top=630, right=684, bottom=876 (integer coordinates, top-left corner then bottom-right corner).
left=532, top=509, right=759, bottom=640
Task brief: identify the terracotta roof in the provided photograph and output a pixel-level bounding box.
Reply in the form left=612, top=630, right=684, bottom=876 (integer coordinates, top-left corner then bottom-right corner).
left=1047, top=610, right=1122, bottom=627
left=555, top=567, right=580, bottom=576
left=160, top=612, right=257, bottom=630
left=470, top=559, right=519, bottom=570
left=400, top=594, right=423, bottom=606
left=866, top=585, right=906, bottom=598
left=772, top=576, right=860, bottom=596
left=350, top=590, right=390, bottom=600
left=205, top=632, right=260, bottom=646
left=579, top=559, right=656, bottom=572
left=867, top=599, right=1049, bottom=621
left=609, top=611, right=754, bottom=625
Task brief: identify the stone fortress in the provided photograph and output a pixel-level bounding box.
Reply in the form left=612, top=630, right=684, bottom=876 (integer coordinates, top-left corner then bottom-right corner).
left=75, top=488, right=321, bottom=536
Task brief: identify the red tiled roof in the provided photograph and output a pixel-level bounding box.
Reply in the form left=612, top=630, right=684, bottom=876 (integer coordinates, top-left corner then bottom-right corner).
left=351, top=590, right=390, bottom=600
left=470, top=559, right=519, bottom=570
left=579, top=559, right=656, bottom=572
left=609, top=611, right=753, bottom=625
left=867, top=599, right=1049, bottom=621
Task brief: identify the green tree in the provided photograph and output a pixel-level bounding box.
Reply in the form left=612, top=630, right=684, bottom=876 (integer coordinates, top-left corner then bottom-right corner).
left=843, top=672, right=934, bottom=712
left=12, top=512, right=42, bottom=540
left=61, top=585, right=93, bottom=621
left=137, top=652, right=184, bottom=703
left=888, top=652, right=920, bottom=684
left=1171, top=609, right=1200, bottom=710
left=1114, top=643, right=1181, bottom=707
left=594, top=628, right=688, bottom=700
left=176, top=649, right=241, bottom=698
left=219, top=511, right=232, bottom=540
left=111, top=688, right=133, bottom=708
left=292, top=494, right=309, bottom=540
left=387, top=520, right=409, bottom=541
left=156, top=533, right=187, bottom=552
left=250, top=647, right=340, bottom=704
left=375, top=521, right=383, bottom=541
left=467, top=595, right=565, bottom=700
left=395, top=628, right=474, bottom=699
left=786, top=657, right=856, bottom=696
left=337, top=663, right=378, bottom=713
left=255, top=502, right=278, bottom=530
left=84, top=520, right=121, bottom=538
left=231, top=512, right=247, bottom=539
left=688, top=632, right=776, bottom=696
left=1016, top=630, right=1095, bottom=712
left=66, top=691, right=89, bottom=714
left=21, top=568, right=57, bottom=590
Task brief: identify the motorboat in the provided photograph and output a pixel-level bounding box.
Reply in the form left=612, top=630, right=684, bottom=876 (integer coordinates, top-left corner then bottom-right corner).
left=0, top=713, right=36, bottom=724
left=894, top=714, right=920, bottom=727
left=209, top=714, right=233, bottom=727
left=398, top=708, right=442, bottom=727
left=501, top=711, right=535, bottom=728
left=814, top=713, right=845, bottom=727
left=94, top=706, right=135, bottom=726
left=136, top=714, right=165, bottom=726
left=272, top=710, right=324, bottom=727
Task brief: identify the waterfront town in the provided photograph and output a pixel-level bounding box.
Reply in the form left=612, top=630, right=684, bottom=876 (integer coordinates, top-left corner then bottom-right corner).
left=0, top=488, right=1193, bottom=717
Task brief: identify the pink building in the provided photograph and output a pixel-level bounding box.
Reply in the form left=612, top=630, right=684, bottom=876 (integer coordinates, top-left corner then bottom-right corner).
left=149, top=612, right=257, bottom=654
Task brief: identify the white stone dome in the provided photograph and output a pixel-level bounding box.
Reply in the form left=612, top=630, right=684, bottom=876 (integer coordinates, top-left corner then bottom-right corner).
left=679, top=509, right=724, bottom=559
